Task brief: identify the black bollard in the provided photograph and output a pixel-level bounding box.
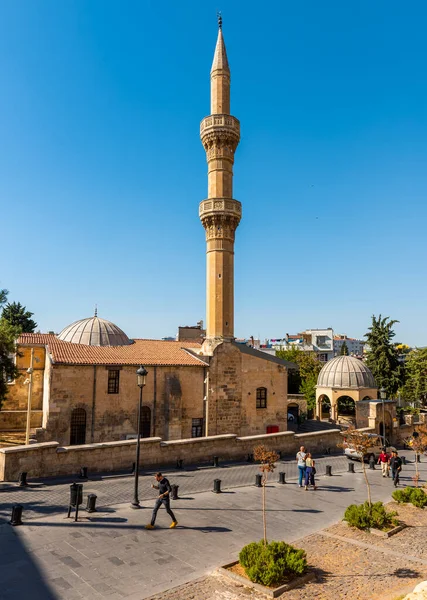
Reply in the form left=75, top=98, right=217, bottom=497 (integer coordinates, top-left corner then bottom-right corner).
left=171, top=484, right=179, bottom=500
left=325, top=465, right=332, bottom=476
left=213, top=456, right=219, bottom=468
left=131, top=462, right=136, bottom=474
left=79, top=466, right=88, bottom=479
left=176, top=459, right=183, bottom=469
left=278, top=471, right=286, bottom=484
left=416, top=454, right=421, bottom=463
left=18, top=472, right=28, bottom=487
left=402, top=456, right=407, bottom=465
left=10, top=504, right=23, bottom=526
left=67, top=483, right=83, bottom=521
left=369, top=455, right=376, bottom=470
left=348, top=462, right=355, bottom=473
left=213, top=479, right=222, bottom=493
left=247, top=453, right=254, bottom=463
left=255, top=473, right=262, bottom=487
left=86, top=494, right=97, bottom=513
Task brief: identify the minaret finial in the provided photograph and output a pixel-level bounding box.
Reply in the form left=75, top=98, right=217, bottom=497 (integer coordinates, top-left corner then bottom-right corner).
left=94, top=304, right=98, bottom=317
left=217, top=11, right=222, bottom=30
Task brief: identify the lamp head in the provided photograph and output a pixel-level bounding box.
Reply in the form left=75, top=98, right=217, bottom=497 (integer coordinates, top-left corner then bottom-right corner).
left=136, top=365, right=148, bottom=388
left=379, top=387, right=386, bottom=400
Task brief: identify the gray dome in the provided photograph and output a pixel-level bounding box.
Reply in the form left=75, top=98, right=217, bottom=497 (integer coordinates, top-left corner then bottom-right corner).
left=57, top=315, right=132, bottom=346
left=317, top=356, right=376, bottom=389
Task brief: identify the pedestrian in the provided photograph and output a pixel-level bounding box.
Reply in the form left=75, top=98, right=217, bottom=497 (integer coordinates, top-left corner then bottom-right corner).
left=389, top=451, right=403, bottom=487
left=304, top=452, right=317, bottom=490
left=145, top=472, right=178, bottom=529
left=378, top=447, right=390, bottom=477
left=296, top=446, right=307, bottom=488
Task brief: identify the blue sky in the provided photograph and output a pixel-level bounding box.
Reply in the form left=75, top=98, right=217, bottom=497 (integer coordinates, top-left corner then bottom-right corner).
left=1, top=1, right=426, bottom=345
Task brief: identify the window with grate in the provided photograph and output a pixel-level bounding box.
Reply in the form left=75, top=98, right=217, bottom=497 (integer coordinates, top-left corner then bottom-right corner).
left=192, top=418, right=204, bottom=438
left=108, top=369, right=120, bottom=394
left=256, top=387, right=267, bottom=409
left=70, top=408, right=87, bottom=445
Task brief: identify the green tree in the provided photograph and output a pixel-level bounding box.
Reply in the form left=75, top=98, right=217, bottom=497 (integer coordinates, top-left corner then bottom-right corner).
left=0, top=290, right=20, bottom=409
left=340, top=341, right=349, bottom=355
left=2, top=301, right=37, bottom=333
left=364, top=315, right=402, bottom=397
left=400, top=348, right=427, bottom=405
left=276, top=347, right=322, bottom=413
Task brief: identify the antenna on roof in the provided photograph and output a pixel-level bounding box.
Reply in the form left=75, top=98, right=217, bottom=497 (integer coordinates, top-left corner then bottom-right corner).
left=217, top=10, right=222, bottom=29
left=94, top=304, right=98, bottom=317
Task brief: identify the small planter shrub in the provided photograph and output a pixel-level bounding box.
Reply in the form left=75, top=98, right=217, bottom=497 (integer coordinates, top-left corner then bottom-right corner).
left=344, top=501, right=398, bottom=531
left=410, top=488, right=427, bottom=508
left=392, top=487, right=413, bottom=504
left=239, top=540, right=307, bottom=587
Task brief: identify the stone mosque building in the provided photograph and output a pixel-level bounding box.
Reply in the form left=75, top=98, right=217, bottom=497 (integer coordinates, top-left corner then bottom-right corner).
left=2, top=20, right=297, bottom=447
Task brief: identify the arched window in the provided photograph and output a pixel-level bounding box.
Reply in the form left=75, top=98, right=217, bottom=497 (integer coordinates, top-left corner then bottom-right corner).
left=256, top=387, right=267, bottom=409
left=140, top=406, right=151, bottom=438
left=70, top=408, right=86, bottom=445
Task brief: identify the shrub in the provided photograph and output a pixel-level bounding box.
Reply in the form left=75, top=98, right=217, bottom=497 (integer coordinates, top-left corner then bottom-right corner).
left=410, top=488, right=427, bottom=508
left=239, top=540, right=307, bottom=587
left=344, top=501, right=398, bottom=531
left=392, top=487, right=413, bottom=504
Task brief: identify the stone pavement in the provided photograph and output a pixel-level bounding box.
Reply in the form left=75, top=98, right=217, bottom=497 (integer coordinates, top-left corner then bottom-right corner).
left=0, top=453, right=351, bottom=523
left=1, top=454, right=423, bottom=600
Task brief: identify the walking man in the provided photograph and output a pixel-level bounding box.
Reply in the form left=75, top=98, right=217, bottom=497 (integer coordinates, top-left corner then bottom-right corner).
left=378, top=448, right=390, bottom=477
left=389, top=451, right=403, bottom=487
left=146, top=472, right=178, bottom=529
left=296, top=446, right=307, bottom=488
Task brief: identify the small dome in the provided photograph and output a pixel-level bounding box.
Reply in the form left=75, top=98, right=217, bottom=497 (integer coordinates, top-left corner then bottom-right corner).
left=57, top=315, right=132, bottom=346
left=317, top=356, right=376, bottom=389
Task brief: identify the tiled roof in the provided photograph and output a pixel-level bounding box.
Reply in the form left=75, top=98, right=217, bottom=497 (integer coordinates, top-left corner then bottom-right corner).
left=17, top=334, right=205, bottom=367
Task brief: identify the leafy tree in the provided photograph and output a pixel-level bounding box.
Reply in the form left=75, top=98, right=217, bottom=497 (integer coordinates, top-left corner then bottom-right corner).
left=253, top=445, right=279, bottom=545
left=339, top=428, right=375, bottom=506
left=340, top=341, right=349, bottom=356
left=2, top=301, right=37, bottom=333
left=400, top=348, right=427, bottom=405
left=364, top=315, right=402, bottom=397
left=0, top=290, right=20, bottom=409
left=276, top=347, right=322, bottom=413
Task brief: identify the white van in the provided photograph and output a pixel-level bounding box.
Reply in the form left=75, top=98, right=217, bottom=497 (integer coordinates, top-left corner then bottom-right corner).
left=343, top=433, right=396, bottom=462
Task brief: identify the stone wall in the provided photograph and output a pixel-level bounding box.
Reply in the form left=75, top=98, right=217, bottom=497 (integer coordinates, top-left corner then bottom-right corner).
left=0, top=428, right=342, bottom=482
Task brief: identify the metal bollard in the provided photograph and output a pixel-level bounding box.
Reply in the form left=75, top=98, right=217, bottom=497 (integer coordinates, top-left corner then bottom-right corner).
left=213, top=456, right=219, bottom=468
left=131, top=462, right=136, bottom=474
left=348, top=462, right=355, bottom=473
left=171, top=484, right=179, bottom=500
left=176, top=459, right=183, bottom=469
left=18, top=472, right=28, bottom=487
left=416, top=454, right=421, bottom=463
left=79, top=466, right=88, bottom=479
left=278, top=471, right=286, bottom=484
left=255, top=473, right=262, bottom=487
left=402, top=456, right=407, bottom=465
left=369, top=455, right=376, bottom=470
left=86, top=494, right=97, bottom=513
left=67, top=483, right=83, bottom=521
left=213, top=479, right=222, bottom=493
left=10, top=504, right=23, bottom=526
left=325, top=465, right=332, bottom=476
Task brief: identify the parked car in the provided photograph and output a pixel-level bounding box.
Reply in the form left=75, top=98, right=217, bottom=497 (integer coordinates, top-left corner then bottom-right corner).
left=343, top=433, right=396, bottom=462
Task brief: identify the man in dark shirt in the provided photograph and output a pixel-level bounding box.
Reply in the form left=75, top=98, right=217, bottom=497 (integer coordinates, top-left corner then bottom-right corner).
left=389, top=451, right=403, bottom=487
left=146, top=472, right=178, bottom=529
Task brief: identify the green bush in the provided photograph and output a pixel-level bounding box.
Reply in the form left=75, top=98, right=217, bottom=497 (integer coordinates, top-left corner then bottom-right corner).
left=344, top=501, right=398, bottom=531
left=410, top=488, right=427, bottom=508
left=239, top=540, right=307, bottom=587
left=392, top=487, right=413, bottom=504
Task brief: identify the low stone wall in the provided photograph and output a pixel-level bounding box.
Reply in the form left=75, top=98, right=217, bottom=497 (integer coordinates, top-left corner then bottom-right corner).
left=0, top=428, right=342, bottom=482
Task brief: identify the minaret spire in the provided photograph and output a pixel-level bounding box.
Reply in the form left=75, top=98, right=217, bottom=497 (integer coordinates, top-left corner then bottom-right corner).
left=199, top=19, right=241, bottom=354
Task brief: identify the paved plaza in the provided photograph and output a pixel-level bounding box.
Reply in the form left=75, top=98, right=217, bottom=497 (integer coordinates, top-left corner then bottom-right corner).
left=0, top=451, right=423, bottom=600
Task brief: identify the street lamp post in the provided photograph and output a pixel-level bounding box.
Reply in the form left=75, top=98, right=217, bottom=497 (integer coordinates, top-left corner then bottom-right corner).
left=131, top=365, right=148, bottom=509
left=25, top=348, right=35, bottom=445
left=379, top=387, right=387, bottom=446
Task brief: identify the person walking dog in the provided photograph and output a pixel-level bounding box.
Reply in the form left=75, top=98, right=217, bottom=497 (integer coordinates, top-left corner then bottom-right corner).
left=296, top=446, right=307, bottom=488
left=145, top=473, right=178, bottom=529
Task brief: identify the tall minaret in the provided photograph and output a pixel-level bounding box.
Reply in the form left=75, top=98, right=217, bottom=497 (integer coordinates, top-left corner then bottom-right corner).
left=200, top=16, right=241, bottom=355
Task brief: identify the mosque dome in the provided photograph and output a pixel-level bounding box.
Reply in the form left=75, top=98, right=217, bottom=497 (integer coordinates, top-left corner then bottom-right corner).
left=317, top=355, right=376, bottom=389
left=57, top=313, right=132, bottom=346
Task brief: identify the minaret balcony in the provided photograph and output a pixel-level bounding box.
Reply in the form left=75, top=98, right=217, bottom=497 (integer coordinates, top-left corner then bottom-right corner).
left=200, top=114, right=240, bottom=139
left=199, top=197, right=242, bottom=220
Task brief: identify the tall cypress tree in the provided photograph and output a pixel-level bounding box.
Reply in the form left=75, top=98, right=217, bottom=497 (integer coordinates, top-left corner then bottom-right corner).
left=340, top=341, right=349, bottom=356
left=0, top=290, right=21, bottom=408
left=364, top=315, right=402, bottom=397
